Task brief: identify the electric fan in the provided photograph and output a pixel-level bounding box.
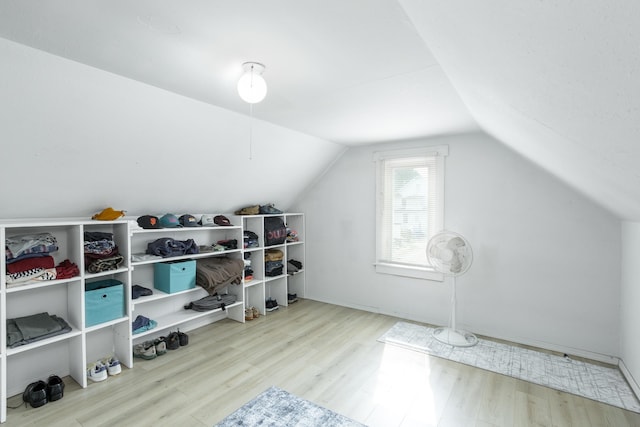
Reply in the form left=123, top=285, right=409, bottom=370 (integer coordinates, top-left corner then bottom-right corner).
left=426, top=230, right=478, bottom=347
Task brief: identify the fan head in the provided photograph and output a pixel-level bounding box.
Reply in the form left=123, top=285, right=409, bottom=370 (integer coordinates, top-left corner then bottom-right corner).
left=426, top=231, right=473, bottom=276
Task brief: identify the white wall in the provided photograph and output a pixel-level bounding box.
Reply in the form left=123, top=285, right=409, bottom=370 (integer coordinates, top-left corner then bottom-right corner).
left=294, top=132, right=621, bottom=359
left=0, top=37, right=345, bottom=218
left=621, top=222, right=640, bottom=392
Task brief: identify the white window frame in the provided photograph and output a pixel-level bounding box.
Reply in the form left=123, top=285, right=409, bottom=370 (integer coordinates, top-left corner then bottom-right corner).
left=373, top=145, right=448, bottom=281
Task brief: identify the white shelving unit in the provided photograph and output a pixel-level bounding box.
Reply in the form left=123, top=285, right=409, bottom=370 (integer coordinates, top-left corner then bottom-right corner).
left=0, top=213, right=304, bottom=423
left=236, top=213, right=305, bottom=316
left=0, top=218, right=131, bottom=423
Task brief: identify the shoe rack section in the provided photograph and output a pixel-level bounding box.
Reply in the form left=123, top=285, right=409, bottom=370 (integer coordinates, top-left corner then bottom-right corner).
left=0, top=213, right=304, bottom=423
left=129, top=223, right=245, bottom=350
left=236, top=213, right=305, bottom=316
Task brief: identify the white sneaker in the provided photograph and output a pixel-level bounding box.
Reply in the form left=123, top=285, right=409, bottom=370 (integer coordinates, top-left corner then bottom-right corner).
left=87, top=361, right=108, bottom=382
left=104, top=356, right=122, bottom=376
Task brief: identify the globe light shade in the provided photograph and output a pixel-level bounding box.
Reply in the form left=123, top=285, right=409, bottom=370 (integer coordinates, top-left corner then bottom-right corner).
left=237, top=62, right=267, bottom=104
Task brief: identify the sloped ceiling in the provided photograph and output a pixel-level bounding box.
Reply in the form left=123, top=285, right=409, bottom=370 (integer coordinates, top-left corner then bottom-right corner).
left=1, top=1, right=639, bottom=219
left=398, top=0, right=640, bottom=220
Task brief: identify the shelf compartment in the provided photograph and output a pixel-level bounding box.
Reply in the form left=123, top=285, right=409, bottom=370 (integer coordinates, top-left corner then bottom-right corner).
left=130, top=249, right=241, bottom=267
left=84, top=315, right=129, bottom=333
left=84, top=267, right=129, bottom=280
left=6, top=328, right=82, bottom=356
left=132, top=286, right=203, bottom=306
left=131, top=301, right=243, bottom=339
left=130, top=225, right=242, bottom=235
left=243, top=278, right=263, bottom=288
left=6, top=276, right=81, bottom=294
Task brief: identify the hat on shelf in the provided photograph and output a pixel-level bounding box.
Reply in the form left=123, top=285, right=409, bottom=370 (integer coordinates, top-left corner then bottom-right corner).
left=159, top=213, right=182, bottom=228
left=214, top=215, right=233, bottom=226
left=92, top=207, right=126, bottom=221
left=199, top=214, right=216, bottom=227
left=137, top=215, right=160, bottom=229
left=234, top=205, right=259, bottom=215
left=179, top=214, right=200, bottom=227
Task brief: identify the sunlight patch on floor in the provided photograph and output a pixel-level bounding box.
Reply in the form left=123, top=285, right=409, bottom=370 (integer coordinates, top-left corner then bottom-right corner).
left=368, top=343, right=439, bottom=427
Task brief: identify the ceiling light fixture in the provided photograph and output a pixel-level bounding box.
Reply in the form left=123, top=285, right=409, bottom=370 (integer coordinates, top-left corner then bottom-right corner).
left=237, top=62, right=267, bottom=104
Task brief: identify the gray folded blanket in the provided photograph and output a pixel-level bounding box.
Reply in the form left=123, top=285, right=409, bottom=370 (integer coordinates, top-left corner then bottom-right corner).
left=7, top=312, right=72, bottom=348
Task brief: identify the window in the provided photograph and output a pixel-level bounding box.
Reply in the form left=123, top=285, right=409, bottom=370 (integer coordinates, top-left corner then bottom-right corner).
left=374, top=145, right=448, bottom=280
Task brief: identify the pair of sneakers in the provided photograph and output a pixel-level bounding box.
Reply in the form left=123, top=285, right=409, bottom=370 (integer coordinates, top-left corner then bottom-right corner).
left=133, top=331, right=188, bottom=360
left=87, top=356, right=121, bottom=382
left=22, top=375, right=64, bottom=408
left=245, top=306, right=260, bottom=320
left=266, top=298, right=279, bottom=312
left=133, top=338, right=165, bottom=360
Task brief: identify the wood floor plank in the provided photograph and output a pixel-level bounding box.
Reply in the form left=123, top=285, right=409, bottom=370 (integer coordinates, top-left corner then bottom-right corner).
left=4, top=299, right=640, bottom=427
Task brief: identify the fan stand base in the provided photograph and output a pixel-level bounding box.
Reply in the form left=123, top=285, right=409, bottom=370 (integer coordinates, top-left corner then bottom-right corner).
left=433, top=327, right=478, bottom=347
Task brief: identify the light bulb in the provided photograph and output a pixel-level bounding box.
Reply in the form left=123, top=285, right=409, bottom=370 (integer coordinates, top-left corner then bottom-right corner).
left=237, top=63, right=267, bottom=104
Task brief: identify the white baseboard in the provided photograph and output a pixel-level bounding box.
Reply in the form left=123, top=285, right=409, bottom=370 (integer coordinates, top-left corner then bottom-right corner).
left=304, top=296, right=620, bottom=365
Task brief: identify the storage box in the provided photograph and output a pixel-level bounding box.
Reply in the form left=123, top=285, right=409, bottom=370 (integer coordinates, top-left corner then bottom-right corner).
left=154, top=260, right=196, bottom=294
left=85, top=279, right=125, bottom=327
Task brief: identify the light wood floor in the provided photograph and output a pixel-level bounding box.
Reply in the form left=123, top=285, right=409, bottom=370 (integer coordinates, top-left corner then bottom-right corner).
left=5, top=299, right=640, bottom=427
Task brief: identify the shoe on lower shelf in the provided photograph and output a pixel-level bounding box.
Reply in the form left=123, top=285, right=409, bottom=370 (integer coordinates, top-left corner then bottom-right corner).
left=87, top=361, right=108, bottom=382
left=103, top=356, right=122, bottom=375
left=23, top=380, right=47, bottom=408
left=178, top=330, right=189, bottom=346
left=251, top=306, right=260, bottom=318
left=265, top=298, right=279, bottom=312
left=133, top=342, right=157, bottom=360
left=46, top=375, right=65, bottom=401
left=245, top=307, right=254, bottom=321
left=166, top=332, right=180, bottom=350
left=288, top=293, right=298, bottom=303
left=154, top=338, right=167, bottom=356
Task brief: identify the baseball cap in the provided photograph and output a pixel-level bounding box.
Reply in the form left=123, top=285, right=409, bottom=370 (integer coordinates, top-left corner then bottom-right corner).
left=159, top=213, right=182, bottom=228
left=179, top=214, right=200, bottom=227
left=214, top=215, right=232, bottom=226
left=137, top=215, right=160, bottom=229
left=199, top=214, right=216, bottom=227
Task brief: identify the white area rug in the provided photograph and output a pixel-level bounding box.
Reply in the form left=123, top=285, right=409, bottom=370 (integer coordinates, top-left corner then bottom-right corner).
left=214, top=386, right=366, bottom=426
left=378, top=321, right=640, bottom=413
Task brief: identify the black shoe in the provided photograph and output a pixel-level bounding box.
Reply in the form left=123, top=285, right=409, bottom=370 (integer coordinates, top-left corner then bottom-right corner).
left=46, top=375, right=65, bottom=402
left=22, top=380, right=47, bottom=408
left=166, top=332, right=180, bottom=350
left=177, top=330, right=189, bottom=346
left=266, top=298, right=279, bottom=312
left=288, top=293, right=298, bottom=303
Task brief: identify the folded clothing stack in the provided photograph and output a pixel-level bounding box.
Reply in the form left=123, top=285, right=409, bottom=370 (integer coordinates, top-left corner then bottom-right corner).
left=265, top=249, right=284, bottom=277
left=7, top=312, right=72, bottom=348
left=84, top=231, right=124, bottom=273
left=5, top=233, right=79, bottom=285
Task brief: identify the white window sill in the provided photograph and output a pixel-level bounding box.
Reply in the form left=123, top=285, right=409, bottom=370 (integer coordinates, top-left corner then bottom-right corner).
left=374, top=262, right=444, bottom=282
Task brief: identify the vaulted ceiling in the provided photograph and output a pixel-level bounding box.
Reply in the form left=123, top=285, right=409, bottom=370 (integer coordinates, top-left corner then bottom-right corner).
left=1, top=1, right=639, bottom=219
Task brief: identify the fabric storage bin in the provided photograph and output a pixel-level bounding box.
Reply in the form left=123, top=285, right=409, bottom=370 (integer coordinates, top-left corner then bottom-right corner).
left=154, top=260, right=196, bottom=294
left=85, top=279, right=125, bottom=327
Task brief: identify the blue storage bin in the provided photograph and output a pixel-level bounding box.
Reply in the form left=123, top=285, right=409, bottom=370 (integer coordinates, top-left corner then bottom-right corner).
left=154, top=260, right=196, bottom=294
left=85, top=279, right=125, bottom=327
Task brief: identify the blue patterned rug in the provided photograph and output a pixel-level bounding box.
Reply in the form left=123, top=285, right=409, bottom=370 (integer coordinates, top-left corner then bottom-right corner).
left=378, top=321, right=640, bottom=413
left=214, top=386, right=366, bottom=427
